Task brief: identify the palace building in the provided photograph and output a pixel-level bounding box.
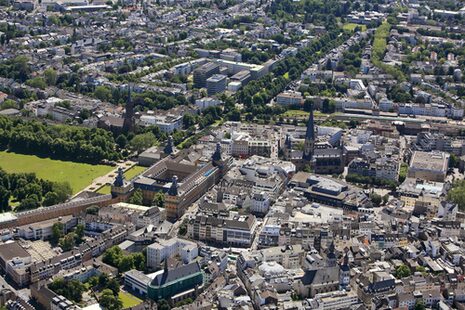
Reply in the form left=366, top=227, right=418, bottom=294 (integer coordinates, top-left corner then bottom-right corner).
left=133, top=144, right=232, bottom=221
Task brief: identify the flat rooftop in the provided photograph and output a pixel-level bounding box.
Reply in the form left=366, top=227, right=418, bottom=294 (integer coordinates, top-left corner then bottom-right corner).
left=410, top=151, right=449, bottom=172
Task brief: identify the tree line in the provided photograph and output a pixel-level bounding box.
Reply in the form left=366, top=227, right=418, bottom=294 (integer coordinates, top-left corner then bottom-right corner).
left=236, top=29, right=350, bottom=122
left=0, top=168, right=72, bottom=212
left=0, top=116, right=122, bottom=163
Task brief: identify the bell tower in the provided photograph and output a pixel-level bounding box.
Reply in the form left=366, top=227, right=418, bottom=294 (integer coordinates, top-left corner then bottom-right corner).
left=303, top=103, right=315, bottom=161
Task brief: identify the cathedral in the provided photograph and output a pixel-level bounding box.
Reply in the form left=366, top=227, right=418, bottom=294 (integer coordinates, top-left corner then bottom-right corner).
left=282, top=103, right=345, bottom=174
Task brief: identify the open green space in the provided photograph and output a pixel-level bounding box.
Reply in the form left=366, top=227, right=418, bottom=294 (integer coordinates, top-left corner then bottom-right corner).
left=124, top=165, right=146, bottom=180
left=280, top=109, right=329, bottom=118
left=342, top=23, right=367, bottom=32
left=119, top=291, right=142, bottom=309
left=96, top=185, right=112, bottom=195
left=371, top=21, right=406, bottom=82
left=0, top=151, right=113, bottom=194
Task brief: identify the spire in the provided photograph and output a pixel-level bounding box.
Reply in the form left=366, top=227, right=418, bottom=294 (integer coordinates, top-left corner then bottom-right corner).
left=113, top=167, right=125, bottom=187
left=327, top=241, right=336, bottom=267
left=168, top=175, right=178, bottom=196
left=123, top=85, right=135, bottom=133
left=303, top=102, right=315, bottom=161
left=285, top=134, right=292, bottom=149
left=305, top=103, right=315, bottom=140
left=212, top=142, right=222, bottom=162
left=164, top=135, right=174, bottom=155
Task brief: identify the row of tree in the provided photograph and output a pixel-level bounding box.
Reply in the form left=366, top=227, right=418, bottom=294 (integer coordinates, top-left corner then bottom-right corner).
left=0, top=168, right=72, bottom=212
left=0, top=116, right=122, bottom=163
left=236, top=29, right=349, bottom=121
left=346, top=173, right=399, bottom=191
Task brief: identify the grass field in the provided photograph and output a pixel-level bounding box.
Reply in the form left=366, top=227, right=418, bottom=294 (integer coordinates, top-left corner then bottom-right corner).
left=343, top=23, right=367, bottom=32
left=371, top=21, right=406, bottom=82
left=280, top=110, right=329, bottom=118
left=119, top=291, right=142, bottom=309
left=96, top=185, right=112, bottom=194
left=0, top=151, right=113, bottom=194
left=124, top=165, right=146, bottom=180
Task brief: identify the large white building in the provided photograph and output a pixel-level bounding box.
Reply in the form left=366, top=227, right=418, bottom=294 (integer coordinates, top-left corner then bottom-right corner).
left=146, top=237, right=198, bottom=268
left=139, top=114, right=183, bottom=133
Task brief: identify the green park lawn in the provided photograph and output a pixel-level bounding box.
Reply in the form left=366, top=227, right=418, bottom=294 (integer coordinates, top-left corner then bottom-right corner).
left=280, top=109, right=329, bottom=118
left=0, top=151, right=113, bottom=194
left=343, top=23, right=367, bottom=32
left=119, top=291, right=142, bottom=309
left=124, top=165, right=146, bottom=180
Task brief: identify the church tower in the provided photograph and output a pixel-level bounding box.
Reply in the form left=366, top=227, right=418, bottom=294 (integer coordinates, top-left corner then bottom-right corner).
left=339, top=253, right=350, bottom=289
left=326, top=241, right=337, bottom=267
left=283, top=134, right=292, bottom=160
left=123, top=85, right=135, bottom=133
left=164, top=135, right=174, bottom=155
left=302, top=103, right=315, bottom=161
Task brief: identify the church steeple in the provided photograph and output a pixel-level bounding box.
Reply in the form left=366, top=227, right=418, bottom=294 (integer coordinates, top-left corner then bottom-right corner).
left=123, top=85, right=135, bottom=133
left=285, top=134, right=292, bottom=149
left=212, top=142, right=222, bottom=163
left=303, top=103, right=315, bottom=161
left=327, top=241, right=336, bottom=267
left=164, top=135, right=174, bottom=155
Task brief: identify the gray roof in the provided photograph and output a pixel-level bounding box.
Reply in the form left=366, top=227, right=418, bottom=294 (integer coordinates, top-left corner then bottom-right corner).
left=151, top=262, right=201, bottom=286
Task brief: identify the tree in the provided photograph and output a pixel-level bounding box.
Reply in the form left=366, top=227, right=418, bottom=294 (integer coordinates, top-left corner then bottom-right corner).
left=94, top=86, right=112, bottom=102
left=0, top=99, right=18, bottom=110
left=51, top=222, right=64, bottom=244
left=128, top=189, right=144, bottom=205
left=118, top=255, right=134, bottom=272
left=79, top=109, right=91, bottom=120
left=75, top=224, right=85, bottom=244
left=43, top=191, right=59, bottom=206
left=370, top=193, right=382, bottom=207
left=0, top=186, right=10, bottom=212
left=449, top=154, right=459, bottom=168
left=49, top=278, right=85, bottom=303
left=107, top=278, right=120, bottom=295
left=26, top=77, right=47, bottom=90
left=153, top=192, right=165, bottom=208
left=59, top=232, right=76, bottom=251
left=116, top=135, right=128, bottom=149
left=17, top=195, right=39, bottom=211
left=99, top=289, right=122, bottom=310
left=86, top=206, right=99, bottom=215
left=414, top=300, right=425, bottom=310
left=103, top=246, right=124, bottom=267
left=44, top=68, right=57, bottom=85
left=128, top=132, right=157, bottom=153
left=182, top=114, right=196, bottom=129
left=132, top=252, right=146, bottom=271
left=52, top=182, right=72, bottom=203
left=448, top=180, right=465, bottom=211
left=394, top=264, right=411, bottom=278
left=382, top=194, right=389, bottom=205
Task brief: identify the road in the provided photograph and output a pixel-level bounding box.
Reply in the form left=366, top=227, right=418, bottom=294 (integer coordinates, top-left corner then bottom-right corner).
left=167, top=201, right=199, bottom=238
